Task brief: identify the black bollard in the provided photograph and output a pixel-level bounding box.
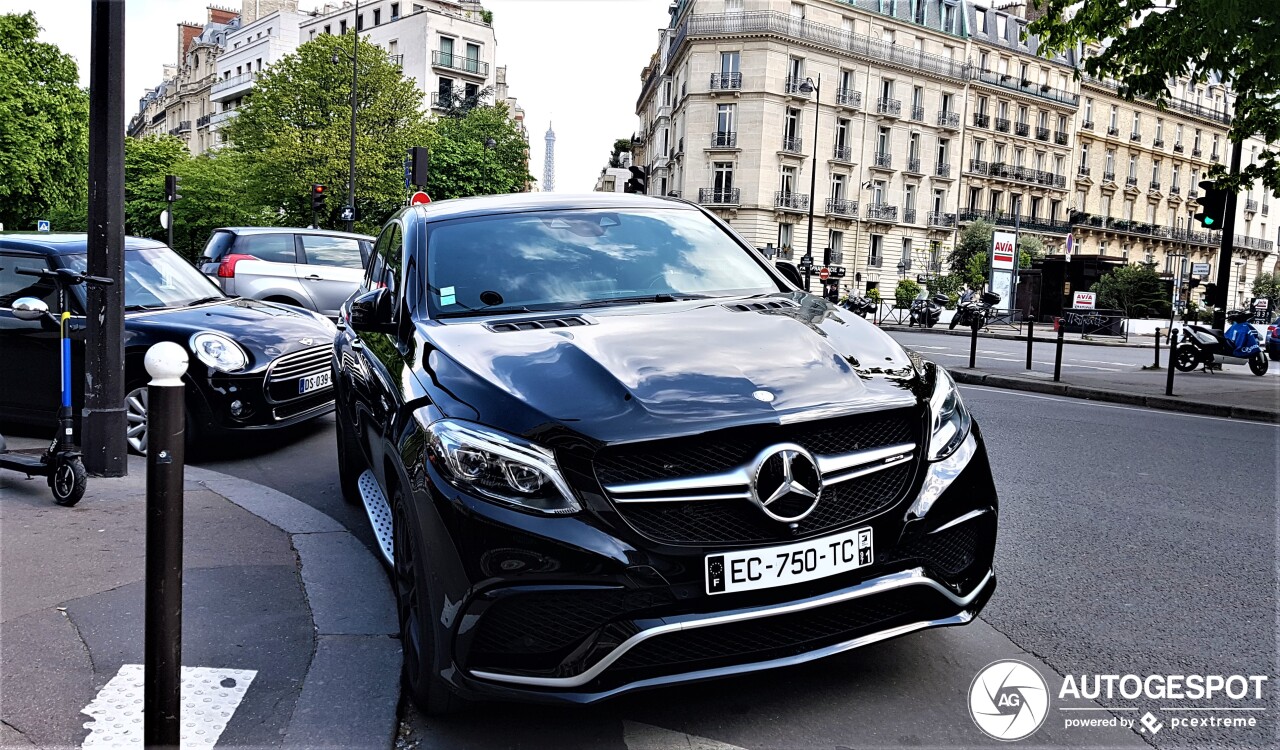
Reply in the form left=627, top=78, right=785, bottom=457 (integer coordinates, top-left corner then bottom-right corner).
left=1152, top=327, right=1162, bottom=370
left=1053, top=325, right=1065, bottom=382
left=968, top=321, right=979, bottom=369
left=1025, top=318, right=1035, bottom=370
left=1166, top=330, right=1178, bottom=396
left=144, top=342, right=188, bottom=748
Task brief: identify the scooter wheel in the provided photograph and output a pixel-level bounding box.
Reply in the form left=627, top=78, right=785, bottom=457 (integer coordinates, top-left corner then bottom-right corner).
left=50, top=457, right=87, bottom=507
left=948, top=315, right=960, bottom=330
left=1249, top=353, right=1269, bottom=376
left=1173, top=344, right=1199, bottom=373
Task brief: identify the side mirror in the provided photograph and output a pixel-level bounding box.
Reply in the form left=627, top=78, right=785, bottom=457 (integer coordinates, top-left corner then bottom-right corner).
left=348, top=287, right=395, bottom=334
left=12, top=297, right=49, bottom=322
left=775, top=262, right=804, bottom=289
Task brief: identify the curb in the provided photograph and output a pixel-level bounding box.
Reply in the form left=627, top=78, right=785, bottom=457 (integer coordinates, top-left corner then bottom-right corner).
left=880, top=324, right=1158, bottom=348
left=185, top=465, right=400, bottom=750
left=949, top=370, right=1280, bottom=424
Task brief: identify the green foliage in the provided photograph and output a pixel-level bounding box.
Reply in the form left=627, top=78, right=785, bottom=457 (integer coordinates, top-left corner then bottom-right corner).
left=925, top=274, right=964, bottom=308
left=950, top=219, right=993, bottom=276
left=1019, top=235, right=1046, bottom=268
left=963, top=252, right=989, bottom=291
left=422, top=102, right=534, bottom=200
left=479, top=9, right=493, bottom=25
left=1030, top=0, right=1280, bottom=197
left=0, top=12, right=89, bottom=229
left=1251, top=272, right=1280, bottom=312
left=122, top=135, right=189, bottom=240
left=1091, top=262, right=1170, bottom=319
left=609, top=137, right=632, bottom=168
left=894, top=279, right=921, bottom=308
left=866, top=287, right=881, bottom=304
left=225, top=32, right=431, bottom=234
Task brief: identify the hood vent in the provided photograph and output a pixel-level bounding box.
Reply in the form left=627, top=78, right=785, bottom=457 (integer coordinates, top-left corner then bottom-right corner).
left=722, top=298, right=800, bottom=313
left=486, top=316, right=592, bottom=333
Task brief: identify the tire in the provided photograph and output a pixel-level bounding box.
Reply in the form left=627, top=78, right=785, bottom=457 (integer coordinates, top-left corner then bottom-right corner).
left=948, top=313, right=961, bottom=330
left=49, top=456, right=86, bottom=506
left=125, top=383, right=203, bottom=458
left=391, top=485, right=465, bottom=715
left=1174, top=344, right=1199, bottom=372
left=1249, top=353, right=1269, bottom=376
left=335, top=407, right=364, bottom=505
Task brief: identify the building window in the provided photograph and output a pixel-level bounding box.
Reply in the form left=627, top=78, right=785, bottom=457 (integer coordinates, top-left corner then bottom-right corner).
left=779, top=222, right=794, bottom=255
left=391, top=2, right=400, bottom=19
left=831, top=173, right=846, bottom=201
left=713, top=161, right=734, bottom=195
left=373, top=8, right=381, bottom=25
left=1084, top=97, right=1093, bottom=122
left=324, top=24, right=331, bottom=34
left=437, top=76, right=454, bottom=102
left=357, top=13, right=364, bottom=31
left=973, top=139, right=985, bottom=161
left=339, top=19, right=347, bottom=33
left=716, top=103, right=735, bottom=136
left=1109, top=105, right=1118, bottom=130
left=902, top=238, right=912, bottom=270
left=829, top=230, right=844, bottom=266
left=977, top=9, right=987, bottom=33
left=1128, top=155, right=1137, bottom=179
left=969, top=186, right=982, bottom=210
left=785, top=108, right=800, bottom=141
left=780, top=165, right=797, bottom=195
left=869, top=234, right=882, bottom=266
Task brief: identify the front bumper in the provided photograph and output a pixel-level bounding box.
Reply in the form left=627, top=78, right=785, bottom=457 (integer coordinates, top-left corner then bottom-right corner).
left=191, top=345, right=335, bottom=431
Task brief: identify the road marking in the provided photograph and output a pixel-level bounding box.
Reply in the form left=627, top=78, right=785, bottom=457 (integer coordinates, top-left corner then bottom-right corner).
left=958, top=385, right=1280, bottom=427
left=81, top=664, right=257, bottom=748
left=622, top=721, right=747, bottom=750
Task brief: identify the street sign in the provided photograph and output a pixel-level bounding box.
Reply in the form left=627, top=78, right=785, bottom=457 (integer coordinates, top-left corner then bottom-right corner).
left=410, top=191, right=431, bottom=205
left=339, top=205, right=355, bottom=222
left=159, top=209, right=170, bottom=230
left=1255, top=298, right=1270, bottom=311
left=1073, top=291, right=1097, bottom=309
left=832, top=266, right=846, bottom=278
left=990, top=231, right=1016, bottom=270
left=1191, top=262, right=1211, bottom=276
left=36, top=220, right=50, bottom=232
left=819, top=267, right=830, bottom=281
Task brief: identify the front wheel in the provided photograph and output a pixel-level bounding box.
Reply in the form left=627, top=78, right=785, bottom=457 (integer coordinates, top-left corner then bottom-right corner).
left=335, top=407, right=365, bottom=505
left=1249, top=353, right=1269, bottom=376
left=1173, top=344, right=1199, bottom=372
left=49, top=456, right=86, bottom=506
left=949, top=313, right=961, bottom=330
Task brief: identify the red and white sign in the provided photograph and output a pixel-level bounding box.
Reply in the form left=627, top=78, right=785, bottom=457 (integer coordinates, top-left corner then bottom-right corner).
left=1073, top=291, right=1097, bottom=309
left=991, top=231, right=1017, bottom=271
left=819, top=267, right=830, bottom=281
left=410, top=191, right=431, bottom=205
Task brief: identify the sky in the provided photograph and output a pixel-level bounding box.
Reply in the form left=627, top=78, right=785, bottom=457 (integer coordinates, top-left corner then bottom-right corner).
left=0, top=0, right=674, bottom=192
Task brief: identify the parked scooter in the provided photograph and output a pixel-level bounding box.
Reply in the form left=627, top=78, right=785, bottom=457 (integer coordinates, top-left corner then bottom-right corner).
left=949, top=291, right=1002, bottom=330
left=0, top=266, right=114, bottom=506
left=1174, top=309, right=1269, bottom=376
left=840, top=295, right=875, bottom=318
left=909, top=293, right=948, bottom=328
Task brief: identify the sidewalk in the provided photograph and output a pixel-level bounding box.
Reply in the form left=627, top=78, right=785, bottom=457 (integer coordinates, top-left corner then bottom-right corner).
left=0, top=449, right=399, bottom=749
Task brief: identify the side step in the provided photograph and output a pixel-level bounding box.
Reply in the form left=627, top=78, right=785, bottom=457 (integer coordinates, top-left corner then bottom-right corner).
left=357, top=469, right=394, bottom=566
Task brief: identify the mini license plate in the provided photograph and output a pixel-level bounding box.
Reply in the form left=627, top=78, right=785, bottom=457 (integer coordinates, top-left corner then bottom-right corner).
left=297, top=371, right=332, bottom=394
left=706, top=526, right=874, bottom=595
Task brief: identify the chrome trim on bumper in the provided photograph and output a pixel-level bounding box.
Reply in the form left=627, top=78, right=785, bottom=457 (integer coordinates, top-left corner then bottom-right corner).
left=469, top=566, right=992, bottom=689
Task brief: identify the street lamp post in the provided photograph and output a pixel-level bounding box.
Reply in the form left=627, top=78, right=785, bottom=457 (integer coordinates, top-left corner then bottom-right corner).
left=799, top=75, right=827, bottom=296
left=331, top=0, right=360, bottom=232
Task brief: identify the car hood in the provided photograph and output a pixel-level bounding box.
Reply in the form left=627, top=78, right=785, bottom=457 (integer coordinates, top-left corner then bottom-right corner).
left=125, top=298, right=335, bottom=371
left=420, top=294, right=926, bottom=445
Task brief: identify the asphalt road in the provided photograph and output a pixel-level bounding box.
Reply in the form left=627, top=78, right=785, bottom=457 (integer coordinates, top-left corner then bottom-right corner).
left=197, top=387, right=1278, bottom=749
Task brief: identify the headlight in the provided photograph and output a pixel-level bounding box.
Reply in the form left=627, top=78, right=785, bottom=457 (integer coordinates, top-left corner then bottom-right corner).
left=189, top=331, right=248, bottom=373
left=927, top=365, right=971, bottom=461
left=425, top=419, right=580, bottom=515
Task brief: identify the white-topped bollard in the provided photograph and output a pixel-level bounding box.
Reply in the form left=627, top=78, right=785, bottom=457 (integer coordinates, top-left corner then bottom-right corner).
left=143, top=341, right=188, bottom=747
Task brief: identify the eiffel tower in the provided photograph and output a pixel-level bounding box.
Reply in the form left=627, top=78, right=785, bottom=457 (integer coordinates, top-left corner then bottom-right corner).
left=543, top=122, right=556, bottom=192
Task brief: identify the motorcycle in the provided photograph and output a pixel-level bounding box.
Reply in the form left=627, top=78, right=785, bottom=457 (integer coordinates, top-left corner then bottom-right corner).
left=1174, top=309, right=1269, bottom=376
left=840, top=296, right=875, bottom=318
left=909, top=293, right=948, bottom=328
left=949, top=291, right=1002, bottom=330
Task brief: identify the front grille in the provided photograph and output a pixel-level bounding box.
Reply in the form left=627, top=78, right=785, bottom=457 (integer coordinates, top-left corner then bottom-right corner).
left=265, top=346, right=330, bottom=403
left=472, top=591, right=635, bottom=656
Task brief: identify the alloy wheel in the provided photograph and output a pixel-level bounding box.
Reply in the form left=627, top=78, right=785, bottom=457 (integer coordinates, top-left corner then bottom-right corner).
left=125, top=386, right=149, bottom=454
left=392, top=495, right=426, bottom=688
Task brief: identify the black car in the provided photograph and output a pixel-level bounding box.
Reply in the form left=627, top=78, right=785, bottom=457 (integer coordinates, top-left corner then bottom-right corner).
left=334, top=193, right=998, bottom=712
left=0, top=234, right=337, bottom=452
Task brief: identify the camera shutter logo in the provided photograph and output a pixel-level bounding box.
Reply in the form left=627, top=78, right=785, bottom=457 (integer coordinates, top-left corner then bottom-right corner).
left=969, top=660, right=1050, bottom=741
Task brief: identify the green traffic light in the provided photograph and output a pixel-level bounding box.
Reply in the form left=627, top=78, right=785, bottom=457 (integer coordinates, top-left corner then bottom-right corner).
left=1204, top=217, right=1214, bottom=225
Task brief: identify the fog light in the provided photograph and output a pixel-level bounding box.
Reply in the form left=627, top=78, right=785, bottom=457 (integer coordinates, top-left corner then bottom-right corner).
left=229, top=400, right=245, bottom=418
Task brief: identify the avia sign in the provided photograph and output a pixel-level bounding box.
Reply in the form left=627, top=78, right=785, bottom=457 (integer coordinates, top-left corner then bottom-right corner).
left=991, top=232, right=1017, bottom=271
left=1073, top=291, right=1097, bottom=309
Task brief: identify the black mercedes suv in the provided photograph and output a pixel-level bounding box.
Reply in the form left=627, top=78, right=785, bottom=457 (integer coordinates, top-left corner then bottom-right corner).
left=333, top=193, right=998, bottom=712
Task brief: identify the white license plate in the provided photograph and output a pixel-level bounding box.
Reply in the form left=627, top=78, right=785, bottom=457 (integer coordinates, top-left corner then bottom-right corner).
left=706, top=527, right=874, bottom=595
left=297, top=371, right=332, bottom=394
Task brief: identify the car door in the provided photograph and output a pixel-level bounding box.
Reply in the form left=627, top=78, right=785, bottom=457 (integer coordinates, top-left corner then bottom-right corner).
left=227, top=232, right=312, bottom=308
left=298, top=234, right=368, bottom=317
left=353, top=222, right=408, bottom=488
left=0, top=252, right=61, bottom=422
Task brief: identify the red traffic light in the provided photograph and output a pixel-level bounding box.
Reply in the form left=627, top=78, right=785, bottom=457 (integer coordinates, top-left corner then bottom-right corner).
left=312, top=184, right=327, bottom=194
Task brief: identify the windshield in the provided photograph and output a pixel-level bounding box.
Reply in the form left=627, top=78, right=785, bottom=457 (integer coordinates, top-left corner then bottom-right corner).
left=426, top=208, right=778, bottom=317
left=65, top=247, right=225, bottom=309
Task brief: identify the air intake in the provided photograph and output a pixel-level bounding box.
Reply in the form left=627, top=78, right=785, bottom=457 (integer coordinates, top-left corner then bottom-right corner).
left=722, top=299, right=800, bottom=313
left=486, top=316, right=592, bottom=332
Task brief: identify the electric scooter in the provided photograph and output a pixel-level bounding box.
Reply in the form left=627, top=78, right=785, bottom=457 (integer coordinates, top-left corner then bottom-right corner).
left=0, top=266, right=114, bottom=506
left=1174, top=309, right=1269, bottom=376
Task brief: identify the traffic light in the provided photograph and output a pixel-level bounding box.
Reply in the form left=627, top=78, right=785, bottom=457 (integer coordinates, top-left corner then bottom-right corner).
left=1204, top=282, right=1217, bottom=300
left=1189, top=277, right=1201, bottom=290
left=408, top=146, right=429, bottom=188
left=311, top=184, right=328, bottom=212
left=624, top=165, right=648, bottom=194
left=164, top=174, right=181, bottom=202
left=1193, top=180, right=1229, bottom=229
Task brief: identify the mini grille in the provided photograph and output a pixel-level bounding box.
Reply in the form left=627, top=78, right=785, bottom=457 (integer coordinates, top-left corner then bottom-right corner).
left=486, top=316, right=590, bottom=332
left=267, top=346, right=329, bottom=382
left=722, top=299, right=800, bottom=313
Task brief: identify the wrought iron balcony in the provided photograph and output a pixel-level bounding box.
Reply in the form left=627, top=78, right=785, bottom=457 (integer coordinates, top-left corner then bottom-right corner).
left=168, top=120, right=191, bottom=135
left=867, top=254, right=882, bottom=268
left=1015, top=122, right=1030, bottom=137
left=995, top=117, right=1011, bottom=132
left=1170, top=185, right=1180, bottom=195
left=960, top=208, right=1071, bottom=234
left=832, top=144, right=853, bottom=161
left=971, top=69, right=1080, bottom=106
left=835, top=88, right=861, bottom=108
left=1035, top=126, right=1050, bottom=140
left=905, top=157, right=922, bottom=173
left=1189, top=189, right=1199, bottom=199
left=927, top=211, right=957, bottom=227
left=1174, top=143, right=1184, bottom=153
left=1126, top=176, right=1139, bottom=187
left=710, top=131, right=737, bottom=148
left=826, top=198, right=857, bottom=217
left=1103, top=171, right=1116, bottom=183
left=710, top=72, right=742, bottom=90
left=873, top=152, right=893, bottom=169
left=781, top=135, right=803, bottom=153
left=1153, top=138, right=1165, bottom=148
left=968, top=158, right=989, bottom=175
left=1150, top=181, right=1161, bottom=191
left=1082, top=120, right=1094, bottom=130
left=432, top=51, right=489, bottom=76
left=938, top=111, right=959, bottom=128
left=902, top=208, right=917, bottom=223
left=699, top=188, right=740, bottom=205
left=973, top=113, right=990, bottom=128
left=1055, top=131, right=1068, bottom=145
left=1211, top=152, right=1220, bottom=161
left=784, top=76, right=805, bottom=94
left=390, top=54, right=403, bottom=68
left=876, top=98, right=901, bottom=116
left=1107, top=125, right=1120, bottom=136
left=1246, top=199, right=1259, bottom=211
left=196, top=114, right=212, bottom=128
left=774, top=191, right=809, bottom=211
left=935, top=162, right=952, bottom=178
left=865, top=204, right=898, bottom=221
left=1193, top=147, right=1202, bottom=157
left=910, top=105, right=924, bottom=121
left=1078, top=165, right=1091, bottom=176
left=1130, top=132, right=1141, bottom=142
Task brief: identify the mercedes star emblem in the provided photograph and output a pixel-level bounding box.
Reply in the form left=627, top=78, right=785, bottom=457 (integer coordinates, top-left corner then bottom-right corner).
left=750, top=443, right=823, bottom=522
left=299, top=338, right=314, bottom=346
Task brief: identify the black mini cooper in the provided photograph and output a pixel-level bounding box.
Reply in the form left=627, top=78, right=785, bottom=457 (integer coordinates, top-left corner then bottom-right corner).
left=333, top=194, right=998, bottom=712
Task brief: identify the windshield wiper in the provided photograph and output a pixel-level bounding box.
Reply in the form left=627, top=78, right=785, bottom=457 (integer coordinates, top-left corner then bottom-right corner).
left=185, top=296, right=224, bottom=307
left=124, top=303, right=164, bottom=311
left=437, top=305, right=537, bottom=319
left=576, top=293, right=710, bottom=308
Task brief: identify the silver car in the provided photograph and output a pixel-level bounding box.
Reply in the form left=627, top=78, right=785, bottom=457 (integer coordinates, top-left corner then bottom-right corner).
left=199, top=227, right=374, bottom=317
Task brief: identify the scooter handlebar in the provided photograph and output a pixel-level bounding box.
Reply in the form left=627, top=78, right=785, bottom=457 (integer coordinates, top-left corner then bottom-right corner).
left=15, top=267, right=114, bottom=286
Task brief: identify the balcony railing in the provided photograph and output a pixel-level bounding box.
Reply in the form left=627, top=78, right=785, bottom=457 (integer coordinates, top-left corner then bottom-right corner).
left=867, top=254, right=882, bottom=268
left=1015, top=122, right=1030, bottom=137
left=905, top=157, right=922, bottom=173
left=959, top=208, right=1071, bottom=234
left=902, top=208, right=917, bottom=223
left=1126, top=176, right=1139, bottom=187
left=865, top=204, right=898, bottom=221
left=935, top=162, right=952, bottom=178
left=211, top=71, right=256, bottom=96
left=968, top=158, right=989, bottom=175
left=927, top=211, right=957, bottom=227
left=1130, top=132, right=1142, bottom=142
left=390, top=54, right=403, bottom=68
left=877, top=98, right=901, bottom=116
left=698, top=188, right=740, bottom=205
left=1174, top=143, right=1184, bottom=152
left=1246, top=199, right=1259, bottom=211
left=1107, top=126, right=1120, bottom=136
left=1054, top=131, right=1068, bottom=146
left=832, top=144, right=853, bottom=161
left=1078, top=165, right=1091, bottom=176
left=1263, top=204, right=1270, bottom=216
left=971, top=69, right=1080, bottom=106
left=1236, top=234, right=1274, bottom=250
left=168, top=120, right=191, bottom=135
left=1103, top=171, right=1116, bottom=183
left=710, top=131, right=737, bottom=148
left=973, top=113, right=990, bottom=128
left=196, top=114, right=212, bottom=128
left=784, top=76, right=805, bottom=94
left=873, top=152, right=893, bottom=169
left=1150, top=181, right=1161, bottom=191
left=910, top=105, right=924, bottom=121
left=826, top=198, right=857, bottom=217
left=988, top=163, right=1068, bottom=188
left=1211, top=152, right=1220, bottom=162
left=1192, top=148, right=1202, bottom=157
left=432, top=51, right=489, bottom=76
left=1082, top=120, right=1094, bottom=130
left=835, top=88, right=861, bottom=108
left=781, top=135, right=803, bottom=153
left=995, top=117, right=1011, bottom=132
left=938, top=111, right=959, bottom=128
left=774, top=191, right=809, bottom=211
left=1170, top=185, right=1181, bottom=195
left=1082, top=75, right=1232, bottom=125
left=710, top=72, right=742, bottom=90
left=1035, top=126, right=1050, bottom=140
left=1153, top=138, right=1164, bottom=148
left=1189, top=189, right=1199, bottom=199
left=1069, top=212, right=1226, bottom=246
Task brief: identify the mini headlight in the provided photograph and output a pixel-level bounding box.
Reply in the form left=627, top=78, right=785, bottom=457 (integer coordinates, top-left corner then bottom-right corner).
left=425, top=419, right=580, bottom=515
left=189, top=331, right=248, bottom=373
left=927, top=365, right=971, bottom=461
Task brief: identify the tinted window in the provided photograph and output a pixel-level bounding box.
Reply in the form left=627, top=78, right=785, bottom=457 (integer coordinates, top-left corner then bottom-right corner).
left=235, top=233, right=298, bottom=263
left=0, top=253, right=56, bottom=309
left=201, top=231, right=236, bottom=261
left=65, top=248, right=224, bottom=309
left=365, top=224, right=402, bottom=298
left=300, top=235, right=364, bottom=269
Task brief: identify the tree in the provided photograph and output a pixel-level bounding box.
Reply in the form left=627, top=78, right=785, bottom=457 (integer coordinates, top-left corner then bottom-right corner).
left=1019, top=235, right=1047, bottom=267
left=421, top=102, right=534, bottom=200
left=894, top=279, right=921, bottom=308
left=122, top=135, right=189, bottom=240
left=1091, top=262, right=1170, bottom=319
left=1030, top=0, right=1280, bottom=196
left=225, top=32, right=431, bottom=234
left=608, top=138, right=632, bottom=168
left=438, top=84, right=494, bottom=119
left=1251, top=272, right=1280, bottom=312
left=0, top=12, right=89, bottom=229
left=949, top=219, right=993, bottom=276
left=962, top=252, right=989, bottom=291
